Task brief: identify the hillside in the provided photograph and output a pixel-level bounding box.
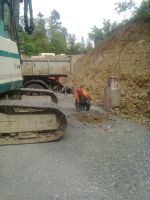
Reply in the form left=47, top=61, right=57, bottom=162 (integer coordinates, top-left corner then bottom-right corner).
left=71, top=20, right=150, bottom=127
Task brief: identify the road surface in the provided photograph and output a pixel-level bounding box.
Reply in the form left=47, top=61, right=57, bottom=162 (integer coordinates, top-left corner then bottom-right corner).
left=0, top=95, right=149, bottom=200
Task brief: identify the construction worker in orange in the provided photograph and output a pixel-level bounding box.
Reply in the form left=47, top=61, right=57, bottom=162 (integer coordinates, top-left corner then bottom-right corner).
left=82, top=87, right=92, bottom=111
left=74, top=86, right=91, bottom=111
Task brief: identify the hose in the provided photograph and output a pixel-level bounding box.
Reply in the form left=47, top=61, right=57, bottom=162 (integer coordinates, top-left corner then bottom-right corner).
left=24, top=0, right=34, bottom=34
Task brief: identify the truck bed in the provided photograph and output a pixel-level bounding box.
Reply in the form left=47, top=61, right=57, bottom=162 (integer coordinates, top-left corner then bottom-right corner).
left=21, top=58, right=72, bottom=77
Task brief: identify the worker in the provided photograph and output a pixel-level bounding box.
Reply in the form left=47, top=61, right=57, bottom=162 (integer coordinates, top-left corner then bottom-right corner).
left=74, top=86, right=91, bottom=111
left=74, top=86, right=83, bottom=111
left=82, top=88, right=92, bottom=111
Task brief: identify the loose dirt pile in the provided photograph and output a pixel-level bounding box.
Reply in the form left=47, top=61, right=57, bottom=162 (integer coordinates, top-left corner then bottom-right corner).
left=75, top=112, right=111, bottom=124
left=71, top=20, right=150, bottom=127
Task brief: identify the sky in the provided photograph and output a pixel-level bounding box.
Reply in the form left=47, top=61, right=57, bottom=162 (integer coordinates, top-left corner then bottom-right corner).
left=21, top=0, right=143, bottom=41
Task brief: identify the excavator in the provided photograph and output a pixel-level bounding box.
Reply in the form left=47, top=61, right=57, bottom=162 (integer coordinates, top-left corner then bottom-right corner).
left=0, top=0, right=67, bottom=145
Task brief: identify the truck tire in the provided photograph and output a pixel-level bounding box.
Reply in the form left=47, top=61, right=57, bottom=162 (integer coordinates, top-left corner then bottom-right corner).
left=23, top=80, right=49, bottom=89
left=25, top=83, right=44, bottom=89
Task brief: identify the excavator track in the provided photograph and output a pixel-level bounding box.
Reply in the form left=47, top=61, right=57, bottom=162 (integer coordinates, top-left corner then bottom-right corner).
left=19, top=88, right=58, bottom=103
left=0, top=100, right=67, bottom=145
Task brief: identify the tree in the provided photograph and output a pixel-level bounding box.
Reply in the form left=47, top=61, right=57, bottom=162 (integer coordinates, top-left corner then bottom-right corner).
left=88, top=20, right=119, bottom=46
left=19, top=9, right=90, bottom=55
left=32, top=12, right=50, bottom=53
left=134, top=0, right=150, bottom=19
left=47, top=9, right=68, bottom=54
left=67, top=34, right=77, bottom=54
left=18, top=32, right=37, bottom=55
left=89, top=25, right=104, bottom=46
left=49, top=9, right=61, bottom=31
left=115, top=0, right=150, bottom=19
left=115, top=0, right=135, bottom=14
left=34, top=12, right=47, bottom=34
left=50, top=32, right=68, bottom=54
left=85, top=39, right=93, bottom=52
left=47, top=9, right=62, bottom=40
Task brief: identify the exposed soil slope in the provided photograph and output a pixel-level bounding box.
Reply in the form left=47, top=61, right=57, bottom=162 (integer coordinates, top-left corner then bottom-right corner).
left=71, top=20, right=150, bottom=126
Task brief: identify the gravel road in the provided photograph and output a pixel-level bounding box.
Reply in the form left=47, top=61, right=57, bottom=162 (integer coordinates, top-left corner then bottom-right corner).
left=0, top=94, right=149, bottom=200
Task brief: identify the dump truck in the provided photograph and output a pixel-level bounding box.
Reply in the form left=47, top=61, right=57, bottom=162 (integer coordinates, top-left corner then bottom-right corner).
left=21, top=55, right=72, bottom=91
left=0, top=0, right=67, bottom=145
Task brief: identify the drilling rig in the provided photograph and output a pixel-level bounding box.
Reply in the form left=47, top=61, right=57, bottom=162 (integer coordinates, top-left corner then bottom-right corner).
left=0, top=0, right=67, bottom=145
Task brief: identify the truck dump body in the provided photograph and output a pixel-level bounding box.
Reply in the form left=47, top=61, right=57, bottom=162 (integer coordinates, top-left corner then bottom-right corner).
left=21, top=57, right=72, bottom=77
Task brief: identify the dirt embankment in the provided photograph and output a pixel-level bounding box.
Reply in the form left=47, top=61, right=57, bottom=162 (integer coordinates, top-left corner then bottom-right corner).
left=71, top=20, right=150, bottom=127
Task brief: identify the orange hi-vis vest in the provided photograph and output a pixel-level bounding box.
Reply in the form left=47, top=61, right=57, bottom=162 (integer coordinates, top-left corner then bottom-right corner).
left=82, top=89, right=91, bottom=100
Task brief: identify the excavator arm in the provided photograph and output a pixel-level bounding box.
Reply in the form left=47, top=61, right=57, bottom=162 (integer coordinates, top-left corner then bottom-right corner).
left=12, top=0, right=34, bottom=34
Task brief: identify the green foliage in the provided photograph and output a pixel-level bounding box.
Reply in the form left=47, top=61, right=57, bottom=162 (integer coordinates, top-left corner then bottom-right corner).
left=31, top=13, right=50, bottom=53
left=115, top=0, right=150, bottom=19
left=34, top=12, right=47, bottom=35
left=67, top=34, right=77, bottom=54
left=115, top=0, right=135, bottom=14
left=18, top=32, right=37, bottom=55
left=88, top=0, right=150, bottom=47
left=89, top=26, right=104, bottom=46
left=18, top=1, right=150, bottom=56
left=50, top=32, right=68, bottom=54
left=19, top=9, right=92, bottom=56
left=133, top=0, right=150, bottom=19
left=89, top=20, right=119, bottom=46
left=47, top=10, right=68, bottom=54
left=85, top=39, right=93, bottom=52
left=48, top=9, right=62, bottom=33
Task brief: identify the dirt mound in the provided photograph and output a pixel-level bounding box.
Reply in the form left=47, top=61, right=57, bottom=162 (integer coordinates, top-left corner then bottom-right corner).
left=71, top=20, right=150, bottom=127
left=75, top=112, right=111, bottom=124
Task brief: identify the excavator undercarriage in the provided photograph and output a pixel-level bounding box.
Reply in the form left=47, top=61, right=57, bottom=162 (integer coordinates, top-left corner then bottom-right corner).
left=0, top=98, right=67, bottom=145
left=1, top=88, right=58, bottom=103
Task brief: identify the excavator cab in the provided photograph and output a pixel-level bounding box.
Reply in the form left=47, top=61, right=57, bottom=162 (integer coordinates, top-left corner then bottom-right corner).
left=0, top=0, right=23, bottom=94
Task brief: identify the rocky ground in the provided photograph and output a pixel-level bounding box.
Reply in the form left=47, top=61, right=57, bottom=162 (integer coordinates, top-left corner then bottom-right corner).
left=0, top=94, right=149, bottom=200
left=63, top=20, right=150, bottom=128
